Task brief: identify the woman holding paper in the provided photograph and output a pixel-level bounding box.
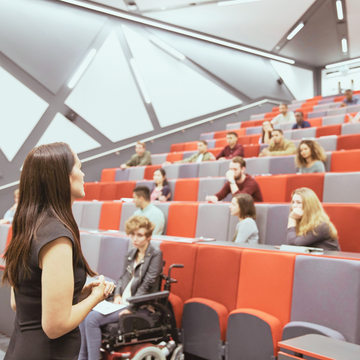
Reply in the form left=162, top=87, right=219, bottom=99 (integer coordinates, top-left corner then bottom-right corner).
left=286, top=188, right=340, bottom=251
left=79, top=215, right=163, bottom=360
left=2, top=143, right=113, bottom=360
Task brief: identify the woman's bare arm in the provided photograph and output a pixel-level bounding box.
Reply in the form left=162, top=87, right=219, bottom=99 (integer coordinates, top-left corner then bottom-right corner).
left=10, top=287, right=16, bottom=312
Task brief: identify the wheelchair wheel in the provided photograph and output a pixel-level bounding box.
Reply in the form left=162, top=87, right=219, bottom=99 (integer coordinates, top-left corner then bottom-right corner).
left=131, top=346, right=166, bottom=360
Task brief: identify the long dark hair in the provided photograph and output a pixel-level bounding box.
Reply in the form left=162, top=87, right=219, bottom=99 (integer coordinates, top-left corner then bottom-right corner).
left=234, top=193, right=256, bottom=220
left=261, top=121, right=274, bottom=144
left=155, top=168, right=168, bottom=186
left=2, top=143, right=96, bottom=289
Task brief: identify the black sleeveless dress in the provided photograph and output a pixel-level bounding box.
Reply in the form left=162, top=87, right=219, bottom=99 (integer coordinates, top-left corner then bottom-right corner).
left=5, top=217, right=86, bottom=360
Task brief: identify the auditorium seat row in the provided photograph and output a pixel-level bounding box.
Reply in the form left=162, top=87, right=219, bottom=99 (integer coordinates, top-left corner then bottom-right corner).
left=72, top=200, right=360, bottom=253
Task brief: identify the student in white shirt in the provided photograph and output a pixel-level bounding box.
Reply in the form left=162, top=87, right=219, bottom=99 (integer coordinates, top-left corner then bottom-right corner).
left=271, top=103, right=295, bottom=125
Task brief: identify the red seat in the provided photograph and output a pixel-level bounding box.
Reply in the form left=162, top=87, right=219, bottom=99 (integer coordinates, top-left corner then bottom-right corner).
left=98, top=202, right=122, bottom=230
left=184, top=141, right=198, bottom=151
left=237, top=135, right=251, bottom=145
left=5, top=226, right=12, bottom=249
left=241, top=120, right=258, bottom=128
left=208, top=147, right=222, bottom=157
left=166, top=152, right=183, bottom=162
left=144, top=165, right=161, bottom=180
left=285, top=173, right=325, bottom=202
left=115, top=181, right=136, bottom=199
left=334, top=95, right=345, bottom=103
left=331, top=149, right=360, bottom=172
left=99, top=182, right=119, bottom=201
left=173, top=178, right=199, bottom=201
left=264, top=112, right=279, bottom=120
left=170, top=143, right=185, bottom=152
left=243, top=144, right=260, bottom=158
left=307, top=117, right=322, bottom=127
left=83, top=182, right=101, bottom=201
left=316, top=124, right=342, bottom=137
left=250, top=134, right=261, bottom=144
left=215, top=138, right=228, bottom=148
left=337, top=134, right=360, bottom=151
left=255, top=175, right=288, bottom=202
left=214, top=130, right=229, bottom=139
left=101, top=168, right=117, bottom=182
left=166, top=203, right=199, bottom=237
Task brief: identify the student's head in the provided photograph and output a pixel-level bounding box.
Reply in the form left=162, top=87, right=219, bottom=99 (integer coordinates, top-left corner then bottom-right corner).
left=262, top=121, right=273, bottom=133
left=133, top=186, right=150, bottom=208
left=345, top=89, right=353, bottom=101
left=153, top=168, right=168, bottom=186
left=229, top=156, right=246, bottom=180
left=291, top=188, right=337, bottom=238
left=271, top=129, right=284, bottom=144
left=14, top=189, right=19, bottom=204
left=279, top=103, right=288, bottom=115
left=226, top=132, right=238, bottom=148
left=197, top=140, right=208, bottom=154
left=295, top=111, right=304, bottom=125
left=229, top=193, right=256, bottom=220
left=125, top=215, right=155, bottom=249
left=135, top=142, right=146, bottom=156
left=295, top=140, right=326, bottom=167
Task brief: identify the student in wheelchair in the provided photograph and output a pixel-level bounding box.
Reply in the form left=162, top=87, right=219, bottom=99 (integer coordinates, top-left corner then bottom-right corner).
left=79, top=215, right=163, bottom=360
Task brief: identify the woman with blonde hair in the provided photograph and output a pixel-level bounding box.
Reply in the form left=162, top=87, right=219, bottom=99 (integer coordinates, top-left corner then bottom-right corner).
left=295, top=140, right=326, bottom=173
left=286, top=188, right=340, bottom=250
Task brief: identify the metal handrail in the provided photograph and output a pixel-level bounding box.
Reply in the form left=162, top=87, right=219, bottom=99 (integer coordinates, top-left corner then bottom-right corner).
left=0, top=99, right=281, bottom=191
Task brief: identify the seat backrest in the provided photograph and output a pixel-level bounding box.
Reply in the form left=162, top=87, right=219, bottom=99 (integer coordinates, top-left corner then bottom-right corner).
left=153, top=203, right=171, bottom=234
left=341, top=122, right=360, bottom=135
left=99, top=182, right=119, bottom=201
left=291, top=256, right=360, bottom=344
left=243, top=144, right=260, bottom=158
left=174, top=179, right=199, bottom=201
left=81, top=202, right=103, bottom=229
left=128, top=166, right=145, bottom=181
left=291, top=128, right=316, bottom=140
left=150, top=155, right=167, bottom=166
left=236, top=250, right=296, bottom=328
left=170, top=143, right=185, bottom=152
left=99, top=202, right=122, bottom=231
left=246, top=126, right=262, bottom=135
left=119, top=202, right=136, bottom=231
left=245, top=157, right=270, bottom=175
left=0, top=224, right=11, bottom=255
left=200, top=132, right=215, bottom=140
left=115, top=168, right=130, bottom=181
left=97, top=235, right=130, bottom=281
left=316, top=124, right=342, bottom=137
left=323, top=204, right=360, bottom=252
left=264, top=204, right=290, bottom=246
left=83, top=183, right=101, bottom=201
left=316, top=136, right=337, bottom=151
left=254, top=204, right=269, bottom=245
left=255, top=175, right=288, bottom=202
left=166, top=203, right=199, bottom=238
left=178, top=163, right=199, bottom=179
left=72, top=201, right=85, bottom=226
left=166, top=153, right=183, bottom=163
left=322, top=114, right=345, bottom=125
left=197, top=177, right=227, bottom=201
left=198, top=161, right=221, bottom=178
left=192, top=245, right=242, bottom=312
left=144, top=165, right=162, bottom=180
left=330, top=149, right=360, bottom=172
left=160, top=241, right=198, bottom=303
left=269, top=156, right=297, bottom=175
left=337, top=134, right=360, bottom=151
left=135, top=180, right=156, bottom=193
left=323, top=173, right=360, bottom=203
left=114, top=181, right=136, bottom=200
left=195, top=203, right=230, bottom=241
left=80, top=233, right=103, bottom=272
left=285, top=173, right=325, bottom=202
left=101, top=168, right=117, bottom=182
left=162, top=163, right=181, bottom=179
left=184, top=141, right=198, bottom=151
left=219, top=160, right=232, bottom=176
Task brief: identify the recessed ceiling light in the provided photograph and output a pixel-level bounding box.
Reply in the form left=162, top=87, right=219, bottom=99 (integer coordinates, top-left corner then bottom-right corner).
left=336, top=0, right=344, bottom=20
left=287, top=22, right=304, bottom=40
left=342, top=38, right=348, bottom=53
left=325, top=57, right=360, bottom=69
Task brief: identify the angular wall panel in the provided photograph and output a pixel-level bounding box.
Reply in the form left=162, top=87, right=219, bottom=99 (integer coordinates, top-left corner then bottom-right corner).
left=122, top=26, right=242, bottom=128
left=65, top=31, right=154, bottom=143
left=0, top=66, right=49, bottom=162
left=36, top=113, right=101, bottom=155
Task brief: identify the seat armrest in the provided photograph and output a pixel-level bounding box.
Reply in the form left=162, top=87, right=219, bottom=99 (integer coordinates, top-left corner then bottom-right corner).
left=127, top=290, right=169, bottom=304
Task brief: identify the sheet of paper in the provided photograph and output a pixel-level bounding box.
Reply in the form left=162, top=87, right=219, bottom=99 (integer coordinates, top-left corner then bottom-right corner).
left=92, top=300, right=127, bottom=315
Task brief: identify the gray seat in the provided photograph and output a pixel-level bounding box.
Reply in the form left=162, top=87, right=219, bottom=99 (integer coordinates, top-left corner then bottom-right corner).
left=115, top=168, right=130, bottom=181
left=178, top=163, right=199, bottom=179
left=197, top=177, right=227, bottom=201
left=318, top=97, right=335, bottom=104
left=227, top=214, right=239, bottom=242
left=182, top=151, right=197, bottom=160
left=72, top=201, right=85, bottom=227
left=250, top=114, right=265, bottom=120
left=0, top=224, right=10, bottom=255
left=254, top=204, right=268, bottom=245
left=283, top=256, right=360, bottom=344
left=326, top=107, right=346, bottom=116
left=80, top=233, right=103, bottom=271
left=151, top=154, right=167, bottom=165
left=97, top=236, right=130, bottom=281
left=316, top=136, right=337, bottom=151
left=323, top=172, right=360, bottom=203
left=282, top=131, right=292, bottom=140
left=80, top=202, right=103, bottom=230
left=206, top=139, right=216, bottom=149
left=162, top=164, right=181, bottom=179
left=195, top=203, right=230, bottom=241
left=308, top=111, right=327, bottom=119
left=324, top=151, right=332, bottom=172
left=135, top=180, right=155, bottom=193
left=226, top=122, right=241, bottom=130
left=200, top=132, right=214, bottom=140
left=245, top=126, right=262, bottom=135
left=341, top=122, right=360, bottom=135
left=198, top=161, right=221, bottom=178
left=291, top=128, right=316, bottom=140
left=219, top=160, right=231, bottom=176
left=153, top=203, right=171, bottom=234
left=245, top=157, right=270, bottom=175
left=313, top=103, right=333, bottom=111
left=347, top=104, right=360, bottom=113
left=322, top=114, right=345, bottom=126
left=269, top=155, right=296, bottom=175
left=128, top=166, right=145, bottom=181
left=119, top=202, right=136, bottom=231
left=264, top=204, right=290, bottom=245
left=259, top=143, right=269, bottom=153
left=277, top=122, right=295, bottom=131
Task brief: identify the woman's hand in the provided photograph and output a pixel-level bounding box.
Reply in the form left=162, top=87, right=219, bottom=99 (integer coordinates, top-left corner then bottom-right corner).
left=80, top=278, right=114, bottom=301
left=290, top=208, right=303, bottom=220
left=158, top=195, right=167, bottom=202
left=113, top=295, right=123, bottom=305
left=89, top=275, right=108, bottom=303
left=119, top=309, right=131, bottom=316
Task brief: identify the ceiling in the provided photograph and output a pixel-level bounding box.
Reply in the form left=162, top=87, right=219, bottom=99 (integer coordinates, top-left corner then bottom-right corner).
left=82, top=0, right=358, bottom=68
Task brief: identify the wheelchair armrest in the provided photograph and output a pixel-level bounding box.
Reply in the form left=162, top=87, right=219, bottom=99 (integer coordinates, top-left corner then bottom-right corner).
left=127, top=290, right=169, bottom=305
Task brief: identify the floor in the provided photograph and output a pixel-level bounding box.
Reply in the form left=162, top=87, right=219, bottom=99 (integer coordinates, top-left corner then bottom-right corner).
left=0, top=333, right=10, bottom=359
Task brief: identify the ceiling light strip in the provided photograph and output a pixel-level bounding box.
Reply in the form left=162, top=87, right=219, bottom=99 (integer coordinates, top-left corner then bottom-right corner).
left=287, top=22, right=304, bottom=40
left=325, top=57, right=360, bottom=69
left=218, top=0, right=262, bottom=6
left=336, top=0, right=344, bottom=20
left=342, top=38, right=348, bottom=53
left=68, top=49, right=97, bottom=88
left=59, top=0, right=295, bottom=64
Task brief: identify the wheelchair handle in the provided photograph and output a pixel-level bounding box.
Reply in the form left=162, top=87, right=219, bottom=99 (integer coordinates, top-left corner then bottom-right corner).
left=169, top=264, right=184, bottom=269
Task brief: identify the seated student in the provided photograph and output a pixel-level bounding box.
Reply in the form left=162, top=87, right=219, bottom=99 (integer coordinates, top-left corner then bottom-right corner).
left=286, top=188, right=340, bottom=251
left=205, top=156, right=263, bottom=203
left=347, top=111, right=360, bottom=123
left=271, top=103, right=296, bottom=124
left=296, top=140, right=326, bottom=173
left=258, top=121, right=274, bottom=144
left=163, top=140, right=215, bottom=165
left=259, top=129, right=296, bottom=157
left=216, top=132, right=244, bottom=160
left=229, top=193, right=259, bottom=244
left=292, top=111, right=311, bottom=129
left=339, top=89, right=360, bottom=107
left=150, top=168, right=171, bottom=202
left=0, top=189, right=19, bottom=225
left=120, top=142, right=152, bottom=169
left=79, top=215, right=163, bottom=360
left=133, top=186, right=165, bottom=235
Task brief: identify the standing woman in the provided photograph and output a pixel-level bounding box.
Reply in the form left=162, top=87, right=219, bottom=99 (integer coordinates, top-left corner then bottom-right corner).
left=150, top=168, right=171, bottom=202
left=2, top=143, right=114, bottom=360
left=258, top=121, right=274, bottom=144
left=295, top=140, right=326, bottom=173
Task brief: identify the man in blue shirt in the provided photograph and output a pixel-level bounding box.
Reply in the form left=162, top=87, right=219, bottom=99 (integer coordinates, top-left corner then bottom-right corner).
left=340, top=89, right=360, bottom=107
left=292, top=111, right=311, bottom=129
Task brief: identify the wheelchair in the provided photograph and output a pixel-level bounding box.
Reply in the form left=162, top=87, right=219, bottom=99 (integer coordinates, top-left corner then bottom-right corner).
left=100, top=264, right=184, bottom=360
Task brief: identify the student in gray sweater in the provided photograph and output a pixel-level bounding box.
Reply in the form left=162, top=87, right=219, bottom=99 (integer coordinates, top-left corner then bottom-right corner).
left=295, top=140, right=326, bottom=173
left=229, top=193, right=259, bottom=244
